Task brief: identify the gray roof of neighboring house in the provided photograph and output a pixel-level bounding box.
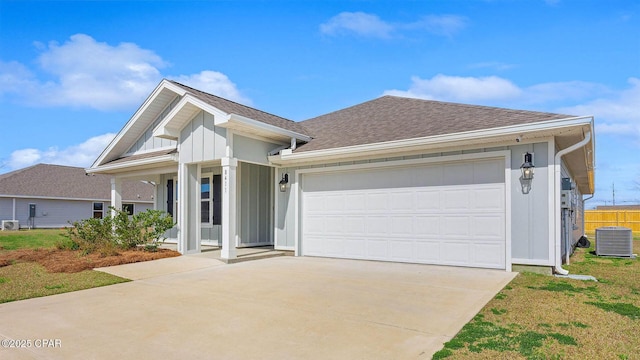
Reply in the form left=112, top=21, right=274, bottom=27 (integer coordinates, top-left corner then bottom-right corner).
left=0, top=164, right=154, bottom=201
left=168, top=80, right=310, bottom=136
left=296, top=95, right=575, bottom=152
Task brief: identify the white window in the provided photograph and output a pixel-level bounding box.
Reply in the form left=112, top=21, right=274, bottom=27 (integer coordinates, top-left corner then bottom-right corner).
left=201, top=173, right=221, bottom=226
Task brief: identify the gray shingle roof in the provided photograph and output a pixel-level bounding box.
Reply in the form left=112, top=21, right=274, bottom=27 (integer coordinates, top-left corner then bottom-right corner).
left=168, top=80, right=310, bottom=136
left=0, top=164, right=153, bottom=201
left=296, top=95, right=575, bottom=152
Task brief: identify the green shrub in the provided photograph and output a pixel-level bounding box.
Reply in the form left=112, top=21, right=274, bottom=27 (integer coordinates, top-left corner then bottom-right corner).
left=66, top=216, right=115, bottom=255
left=66, top=208, right=174, bottom=254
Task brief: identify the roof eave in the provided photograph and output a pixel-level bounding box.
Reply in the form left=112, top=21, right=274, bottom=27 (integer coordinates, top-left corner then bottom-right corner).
left=221, top=114, right=312, bottom=143
left=87, top=153, right=178, bottom=175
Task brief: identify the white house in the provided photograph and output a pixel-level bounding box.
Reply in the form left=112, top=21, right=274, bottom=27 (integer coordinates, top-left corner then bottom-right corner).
left=0, top=164, right=154, bottom=229
left=88, top=79, right=594, bottom=273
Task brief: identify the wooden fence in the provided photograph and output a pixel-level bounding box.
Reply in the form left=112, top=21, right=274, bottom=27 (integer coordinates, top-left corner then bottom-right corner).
left=584, top=210, right=640, bottom=233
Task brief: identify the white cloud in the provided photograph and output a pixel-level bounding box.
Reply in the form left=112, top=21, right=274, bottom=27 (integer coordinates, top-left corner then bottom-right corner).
left=406, top=15, right=468, bottom=37
left=525, top=81, right=610, bottom=105
left=384, top=74, right=522, bottom=102
left=5, top=133, right=116, bottom=171
left=0, top=34, right=251, bottom=111
left=382, top=74, right=632, bottom=111
left=557, top=77, right=640, bottom=122
left=320, top=12, right=467, bottom=39
left=171, top=71, right=252, bottom=105
left=320, top=12, right=394, bottom=38
left=0, top=61, right=40, bottom=96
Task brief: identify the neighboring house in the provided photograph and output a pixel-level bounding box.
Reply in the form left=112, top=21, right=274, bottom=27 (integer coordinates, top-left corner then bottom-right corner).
left=88, top=79, right=595, bottom=273
left=0, top=164, right=154, bottom=229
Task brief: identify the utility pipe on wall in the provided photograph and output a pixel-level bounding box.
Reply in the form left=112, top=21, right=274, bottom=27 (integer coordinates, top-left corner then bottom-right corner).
left=554, top=130, right=592, bottom=275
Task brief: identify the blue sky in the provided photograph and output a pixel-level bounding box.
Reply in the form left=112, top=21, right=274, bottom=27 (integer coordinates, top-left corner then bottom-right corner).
left=0, top=0, right=638, bottom=207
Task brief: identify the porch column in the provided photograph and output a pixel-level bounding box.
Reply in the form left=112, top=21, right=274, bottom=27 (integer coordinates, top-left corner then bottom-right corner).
left=221, top=157, right=238, bottom=260
left=178, top=163, right=201, bottom=254
left=110, top=178, right=122, bottom=218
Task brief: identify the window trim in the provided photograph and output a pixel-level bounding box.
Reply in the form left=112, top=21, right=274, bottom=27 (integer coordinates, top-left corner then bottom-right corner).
left=92, top=202, right=104, bottom=219
left=201, top=173, right=213, bottom=228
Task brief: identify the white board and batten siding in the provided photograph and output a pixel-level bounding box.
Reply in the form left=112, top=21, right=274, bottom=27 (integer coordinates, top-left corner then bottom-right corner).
left=298, top=154, right=510, bottom=270
left=180, top=111, right=227, bottom=164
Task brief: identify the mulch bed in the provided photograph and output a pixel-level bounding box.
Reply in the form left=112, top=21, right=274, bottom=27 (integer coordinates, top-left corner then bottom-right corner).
left=0, top=248, right=181, bottom=273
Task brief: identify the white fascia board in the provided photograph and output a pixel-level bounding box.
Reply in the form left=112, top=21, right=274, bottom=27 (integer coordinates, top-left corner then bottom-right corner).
left=91, top=80, right=186, bottom=168
left=276, top=115, right=593, bottom=164
left=152, top=94, right=226, bottom=140
left=86, top=153, right=178, bottom=174
left=224, top=113, right=312, bottom=142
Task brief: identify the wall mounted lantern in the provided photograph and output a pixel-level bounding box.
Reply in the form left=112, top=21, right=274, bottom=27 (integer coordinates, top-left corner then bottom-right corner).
left=520, top=152, right=535, bottom=180
left=279, top=173, right=289, bottom=192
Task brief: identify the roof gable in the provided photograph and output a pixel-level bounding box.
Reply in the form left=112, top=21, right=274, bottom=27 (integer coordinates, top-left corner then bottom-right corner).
left=167, top=81, right=309, bottom=136
left=93, top=80, right=186, bottom=167
left=92, top=79, right=311, bottom=169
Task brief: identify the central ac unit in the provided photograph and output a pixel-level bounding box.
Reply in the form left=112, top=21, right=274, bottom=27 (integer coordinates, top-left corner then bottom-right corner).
left=596, top=226, right=633, bottom=257
left=1, top=220, right=19, bottom=231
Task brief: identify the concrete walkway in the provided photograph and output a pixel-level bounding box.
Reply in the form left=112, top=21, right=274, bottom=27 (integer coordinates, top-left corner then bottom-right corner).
left=0, top=256, right=516, bottom=359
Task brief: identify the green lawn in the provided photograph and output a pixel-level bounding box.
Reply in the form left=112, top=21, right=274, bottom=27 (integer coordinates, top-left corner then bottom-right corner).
left=434, top=236, right=640, bottom=359
left=0, top=228, right=69, bottom=250
left=0, top=229, right=129, bottom=303
left=0, top=262, right=127, bottom=303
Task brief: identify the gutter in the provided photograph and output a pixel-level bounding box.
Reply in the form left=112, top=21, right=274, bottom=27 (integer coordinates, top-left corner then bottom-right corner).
left=553, top=129, right=592, bottom=275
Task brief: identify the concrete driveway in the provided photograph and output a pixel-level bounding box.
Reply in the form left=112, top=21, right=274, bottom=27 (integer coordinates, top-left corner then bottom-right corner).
left=0, top=256, right=515, bottom=359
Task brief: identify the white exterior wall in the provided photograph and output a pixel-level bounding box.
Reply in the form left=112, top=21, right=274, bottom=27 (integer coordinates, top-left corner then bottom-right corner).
left=0, top=197, right=152, bottom=229
left=234, top=135, right=283, bottom=166
left=179, top=111, right=226, bottom=164
left=238, top=162, right=273, bottom=246
left=510, top=142, right=551, bottom=264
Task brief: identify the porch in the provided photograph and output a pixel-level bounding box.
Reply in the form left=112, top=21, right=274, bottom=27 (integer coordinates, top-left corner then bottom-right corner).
left=161, top=244, right=292, bottom=264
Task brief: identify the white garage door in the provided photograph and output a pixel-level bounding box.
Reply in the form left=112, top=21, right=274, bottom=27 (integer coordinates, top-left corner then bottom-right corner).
left=301, top=158, right=506, bottom=269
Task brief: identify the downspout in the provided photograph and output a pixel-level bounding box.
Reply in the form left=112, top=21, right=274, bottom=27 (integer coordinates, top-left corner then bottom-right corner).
left=554, top=130, right=591, bottom=275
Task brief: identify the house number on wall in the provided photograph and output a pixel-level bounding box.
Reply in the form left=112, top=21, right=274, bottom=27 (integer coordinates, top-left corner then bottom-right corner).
left=223, top=169, right=228, bottom=193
